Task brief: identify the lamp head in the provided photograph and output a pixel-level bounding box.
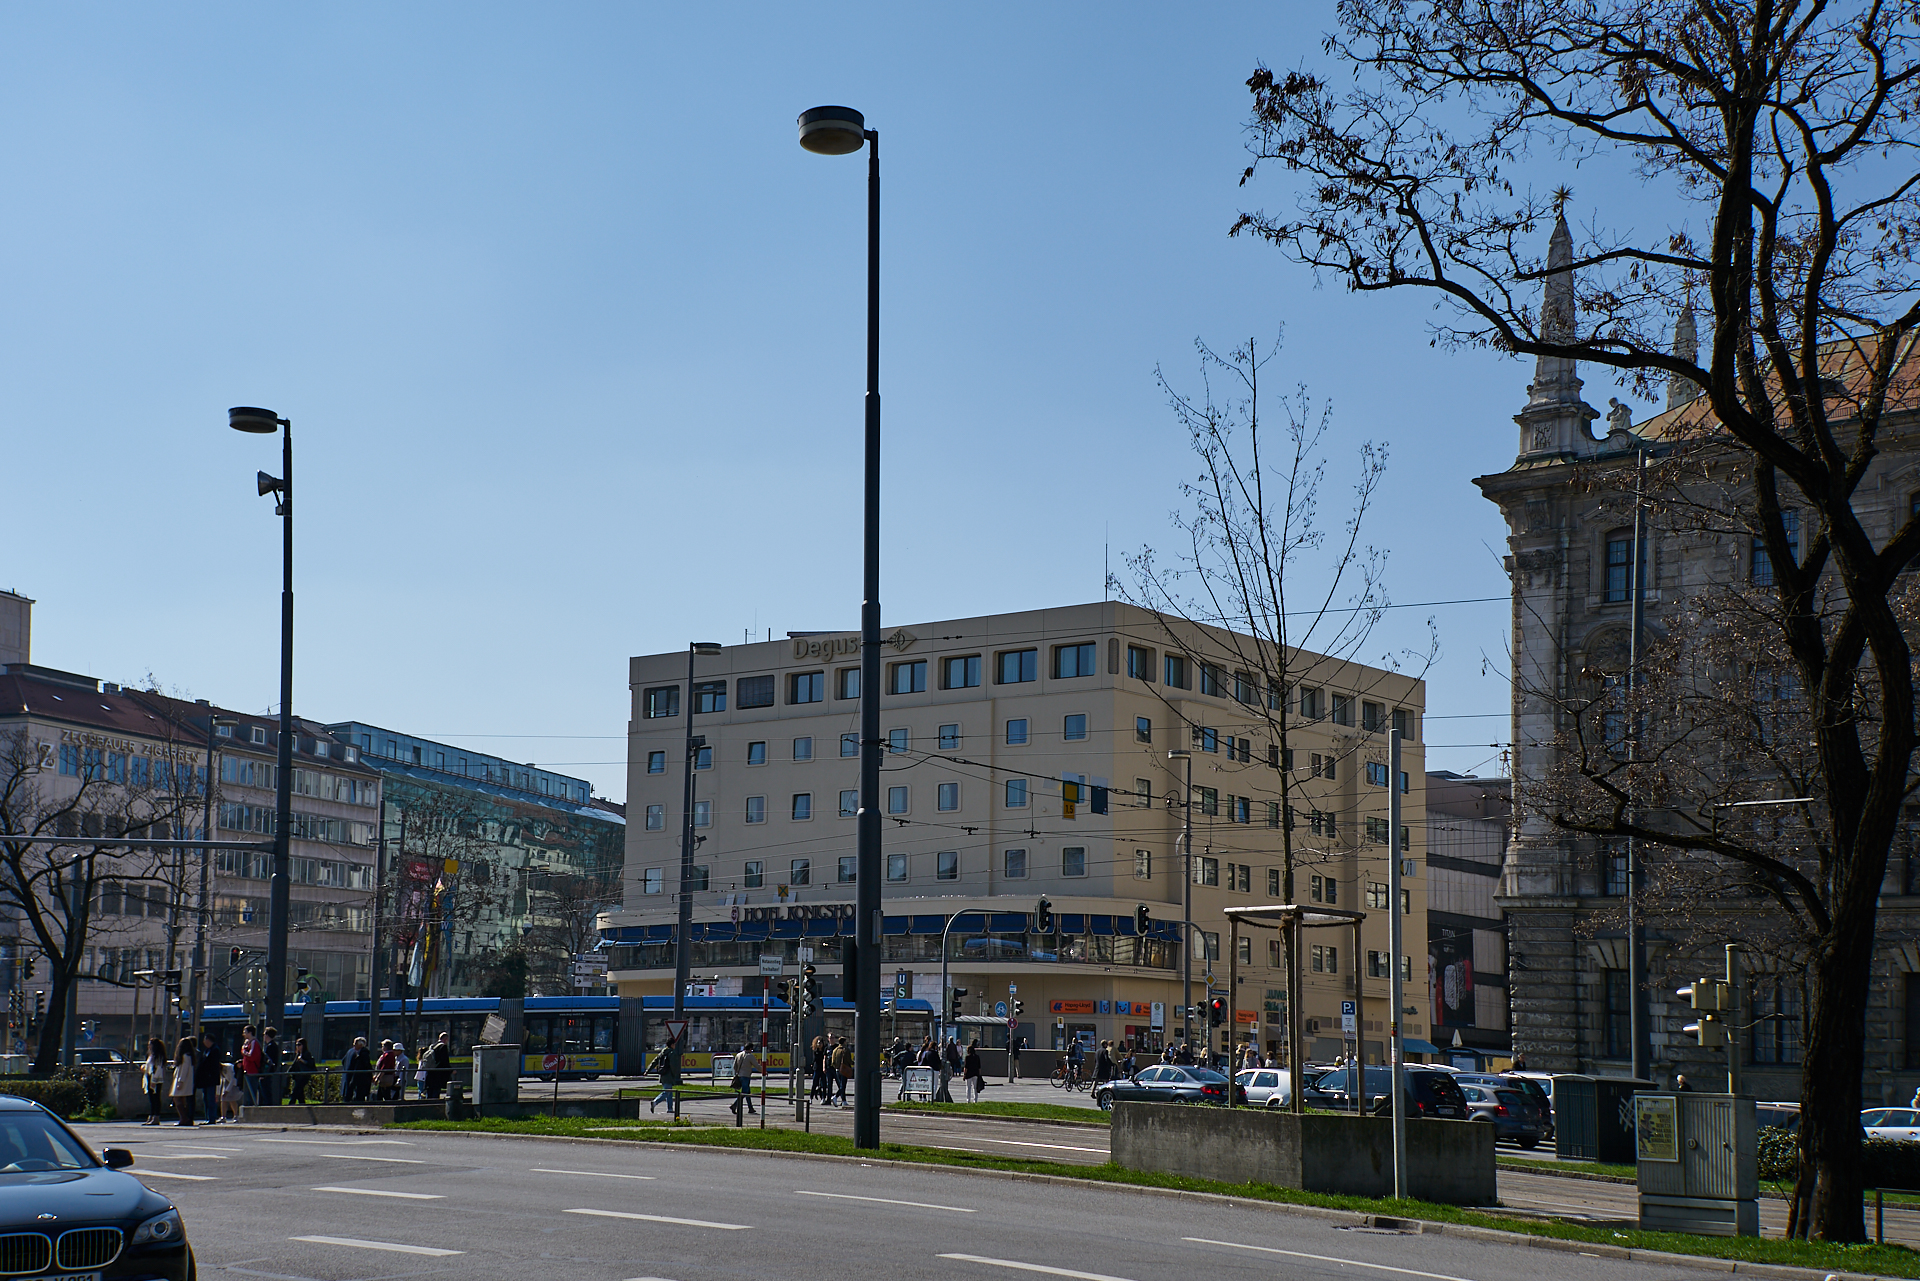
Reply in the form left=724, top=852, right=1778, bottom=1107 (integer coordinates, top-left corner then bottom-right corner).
left=797, top=105, right=867, bottom=155
left=229, top=407, right=282, bottom=434
left=257, top=471, right=283, bottom=498
left=691, top=642, right=723, bottom=657
left=1166, top=748, right=1191, bottom=760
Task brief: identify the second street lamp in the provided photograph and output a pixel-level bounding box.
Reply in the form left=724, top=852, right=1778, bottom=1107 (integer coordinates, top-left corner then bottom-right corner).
left=229, top=406, right=295, bottom=1029
left=672, top=643, right=724, bottom=1044
left=797, top=102, right=883, bottom=1150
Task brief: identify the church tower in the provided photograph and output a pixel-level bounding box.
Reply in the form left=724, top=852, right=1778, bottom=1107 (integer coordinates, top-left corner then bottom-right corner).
left=1513, top=212, right=1599, bottom=459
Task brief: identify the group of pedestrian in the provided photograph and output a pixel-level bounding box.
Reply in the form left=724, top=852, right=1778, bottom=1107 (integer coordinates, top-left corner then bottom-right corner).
left=808, top=1033, right=855, bottom=1106
left=143, top=1024, right=317, bottom=1126
left=333, top=1031, right=455, bottom=1102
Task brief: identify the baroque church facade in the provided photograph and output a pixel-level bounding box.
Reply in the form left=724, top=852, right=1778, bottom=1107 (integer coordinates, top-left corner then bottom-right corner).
left=1476, top=214, right=1920, bottom=1102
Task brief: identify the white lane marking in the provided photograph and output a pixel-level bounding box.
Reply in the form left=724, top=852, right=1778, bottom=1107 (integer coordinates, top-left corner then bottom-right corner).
left=311, top=1185, right=444, bottom=1200
left=322, top=1153, right=426, bottom=1164
left=795, top=1189, right=975, bottom=1213
left=290, top=1235, right=461, bottom=1257
left=938, top=1254, right=1137, bottom=1281
left=161, top=1143, right=244, bottom=1151
left=1182, top=1238, right=1479, bottom=1281
left=142, top=1152, right=227, bottom=1159
left=136, top=1169, right=217, bottom=1181
left=566, top=1207, right=753, bottom=1231
left=976, top=1138, right=1110, bottom=1154
left=256, top=1137, right=414, bottom=1145
left=531, top=1167, right=656, bottom=1180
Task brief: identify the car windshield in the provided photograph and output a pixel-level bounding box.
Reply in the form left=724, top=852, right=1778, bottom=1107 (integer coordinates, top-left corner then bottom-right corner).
left=0, top=1113, right=94, bottom=1172
left=1186, top=1068, right=1228, bottom=1084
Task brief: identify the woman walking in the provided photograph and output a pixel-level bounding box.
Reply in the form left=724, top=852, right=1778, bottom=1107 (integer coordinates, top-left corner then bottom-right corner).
left=375, top=1040, right=399, bottom=1102
left=219, top=1058, right=244, bottom=1122
left=142, top=1037, right=168, bottom=1125
left=169, top=1037, right=196, bottom=1126
left=289, top=1037, right=318, bottom=1104
left=963, top=1040, right=983, bottom=1103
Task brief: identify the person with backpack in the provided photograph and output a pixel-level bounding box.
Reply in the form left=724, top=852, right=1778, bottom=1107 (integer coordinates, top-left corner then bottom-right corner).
left=238, top=1026, right=266, bottom=1106
left=375, top=1040, right=400, bottom=1101
left=195, top=1031, right=224, bottom=1123
left=424, top=1032, right=453, bottom=1099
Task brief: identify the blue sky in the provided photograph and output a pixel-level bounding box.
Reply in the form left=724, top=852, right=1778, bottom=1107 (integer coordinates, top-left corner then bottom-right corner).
left=2, top=4, right=1578, bottom=800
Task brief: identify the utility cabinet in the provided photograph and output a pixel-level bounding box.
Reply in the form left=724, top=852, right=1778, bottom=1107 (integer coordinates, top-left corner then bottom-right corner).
left=1554, top=1075, right=1653, bottom=1163
left=1636, top=1093, right=1758, bottom=1236
left=471, top=1043, right=520, bottom=1108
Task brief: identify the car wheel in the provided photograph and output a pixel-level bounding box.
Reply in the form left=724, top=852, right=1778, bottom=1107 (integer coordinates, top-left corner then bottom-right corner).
left=1519, top=1137, right=1540, bottom=1150
left=1096, top=1092, right=1112, bottom=1111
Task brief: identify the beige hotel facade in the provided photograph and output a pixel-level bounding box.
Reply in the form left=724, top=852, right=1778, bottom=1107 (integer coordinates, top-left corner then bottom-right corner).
left=601, top=601, right=1433, bottom=1062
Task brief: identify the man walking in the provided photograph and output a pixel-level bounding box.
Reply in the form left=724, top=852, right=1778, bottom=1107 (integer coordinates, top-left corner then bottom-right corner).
left=261, top=1027, right=284, bottom=1106
left=424, top=1032, right=453, bottom=1100
left=1008, top=1033, right=1023, bottom=1083
left=730, top=1043, right=759, bottom=1117
left=830, top=1037, right=853, bottom=1107
left=195, top=1031, right=223, bottom=1123
left=342, top=1036, right=372, bottom=1102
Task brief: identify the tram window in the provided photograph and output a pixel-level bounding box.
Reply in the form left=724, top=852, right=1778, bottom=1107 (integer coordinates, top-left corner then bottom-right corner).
left=594, top=1017, right=616, bottom=1053
left=523, top=1018, right=549, bottom=1052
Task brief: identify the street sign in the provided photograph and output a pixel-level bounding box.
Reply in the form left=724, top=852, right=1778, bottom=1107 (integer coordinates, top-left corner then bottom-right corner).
left=759, top=954, right=784, bottom=975
left=797, top=945, right=814, bottom=963
left=1150, top=1001, right=1164, bottom=1029
left=731, top=904, right=741, bottom=923
left=994, top=1001, right=1007, bottom=1018
left=661, top=1019, right=689, bottom=1046
left=1341, top=999, right=1357, bottom=1034
left=542, top=1053, right=563, bottom=1072
left=1008, top=983, right=1018, bottom=994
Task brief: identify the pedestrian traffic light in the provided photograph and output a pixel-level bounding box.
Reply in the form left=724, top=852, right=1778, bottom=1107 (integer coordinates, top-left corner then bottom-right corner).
left=1209, top=997, right=1226, bottom=1027
left=20, top=958, right=32, bottom=982
left=1011, top=999, right=1023, bottom=1018
left=1036, top=897, right=1054, bottom=932
left=1135, top=904, right=1151, bottom=934
left=1678, top=977, right=1731, bottom=1047
left=230, top=946, right=242, bottom=967
left=949, top=987, right=968, bottom=1021
left=33, top=991, right=44, bottom=1022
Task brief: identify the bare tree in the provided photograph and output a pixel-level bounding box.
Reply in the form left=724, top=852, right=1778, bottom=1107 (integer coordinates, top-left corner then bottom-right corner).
left=520, top=868, right=619, bottom=995
left=1233, top=0, right=1920, bottom=1238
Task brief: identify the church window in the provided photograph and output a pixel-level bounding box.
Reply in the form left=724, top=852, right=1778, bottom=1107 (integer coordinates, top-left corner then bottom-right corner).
left=1751, top=510, right=1799, bottom=587
left=1604, top=530, right=1637, bottom=602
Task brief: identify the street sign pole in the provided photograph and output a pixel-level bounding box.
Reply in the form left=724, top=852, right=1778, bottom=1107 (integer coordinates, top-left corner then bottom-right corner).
left=1387, top=727, right=1408, bottom=1200
left=760, top=973, right=769, bottom=1129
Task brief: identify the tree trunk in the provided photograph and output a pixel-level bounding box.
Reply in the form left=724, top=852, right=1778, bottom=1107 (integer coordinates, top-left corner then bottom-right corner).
left=31, top=969, right=71, bottom=1075
left=1800, top=920, right=1875, bottom=1241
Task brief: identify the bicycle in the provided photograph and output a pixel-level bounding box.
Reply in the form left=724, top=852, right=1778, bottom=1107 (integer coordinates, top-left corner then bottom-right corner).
left=1050, top=1061, right=1089, bottom=1091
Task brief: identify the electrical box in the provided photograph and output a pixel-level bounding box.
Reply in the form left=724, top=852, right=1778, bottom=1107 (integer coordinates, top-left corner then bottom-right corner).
left=470, top=1043, right=520, bottom=1108
left=1636, top=1093, right=1758, bottom=1236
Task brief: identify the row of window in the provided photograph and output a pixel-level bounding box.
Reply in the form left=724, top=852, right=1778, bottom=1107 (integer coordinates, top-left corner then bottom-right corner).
left=211, top=848, right=375, bottom=889
left=217, top=803, right=375, bottom=846
left=1603, top=508, right=1811, bottom=598
left=644, top=718, right=1100, bottom=777
left=640, top=845, right=1101, bottom=895
left=58, top=745, right=204, bottom=792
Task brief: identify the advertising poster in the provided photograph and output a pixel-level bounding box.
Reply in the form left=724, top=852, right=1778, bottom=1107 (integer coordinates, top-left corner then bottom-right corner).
left=1430, top=930, right=1475, bottom=1027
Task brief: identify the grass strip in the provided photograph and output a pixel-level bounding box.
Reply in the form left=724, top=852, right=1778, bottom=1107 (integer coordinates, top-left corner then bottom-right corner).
left=884, top=1101, right=1107, bottom=1124
left=393, top=1117, right=1920, bottom=1277
left=1498, top=1156, right=1638, bottom=1180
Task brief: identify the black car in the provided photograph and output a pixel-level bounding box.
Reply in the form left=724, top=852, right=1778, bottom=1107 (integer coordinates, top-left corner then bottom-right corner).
left=0, top=1096, right=193, bottom=1280
left=1094, top=1065, right=1248, bottom=1110
left=1318, top=1065, right=1470, bottom=1119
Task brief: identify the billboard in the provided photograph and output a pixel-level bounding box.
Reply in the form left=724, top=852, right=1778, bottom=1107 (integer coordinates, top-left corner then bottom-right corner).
left=1430, top=929, right=1475, bottom=1028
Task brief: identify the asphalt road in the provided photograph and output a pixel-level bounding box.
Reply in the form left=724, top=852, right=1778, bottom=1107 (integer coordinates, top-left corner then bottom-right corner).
left=74, top=1122, right=1743, bottom=1281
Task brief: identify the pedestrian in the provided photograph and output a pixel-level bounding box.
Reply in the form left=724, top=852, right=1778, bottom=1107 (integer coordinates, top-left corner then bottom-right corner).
left=261, top=1026, right=284, bottom=1106
left=195, top=1032, right=224, bottom=1123
left=730, top=1043, right=759, bottom=1116
left=963, top=1040, right=983, bottom=1102
left=1008, top=1034, right=1024, bottom=1082
left=169, top=1036, right=197, bottom=1127
left=237, top=1025, right=264, bottom=1106
left=1675, top=1074, right=1692, bottom=1092
left=394, top=1043, right=413, bottom=1100
left=934, top=1037, right=957, bottom=1102
left=1512, top=1052, right=1528, bottom=1072
left=1910, top=1086, right=1920, bottom=1110
left=831, top=1037, right=853, bottom=1106
left=1095, top=1040, right=1113, bottom=1085
left=218, top=1058, right=244, bottom=1121
left=424, top=1032, right=453, bottom=1099
left=646, top=1038, right=681, bottom=1113
left=342, top=1037, right=373, bottom=1102
left=142, top=1036, right=167, bottom=1125
left=375, top=1040, right=400, bottom=1102
left=810, top=1034, right=828, bottom=1101
left=289, top=1037, right=317, bottom=1104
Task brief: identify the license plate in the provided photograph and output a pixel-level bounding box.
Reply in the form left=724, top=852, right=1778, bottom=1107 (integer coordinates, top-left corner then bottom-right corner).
left=36, top=1273, right=101, bottom=1281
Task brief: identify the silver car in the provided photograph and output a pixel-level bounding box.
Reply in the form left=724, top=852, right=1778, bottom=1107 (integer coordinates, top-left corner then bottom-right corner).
left=1862, top=1107, right=1920, bottom=1140
left=1233, top=1068, right=1292, bottom=1107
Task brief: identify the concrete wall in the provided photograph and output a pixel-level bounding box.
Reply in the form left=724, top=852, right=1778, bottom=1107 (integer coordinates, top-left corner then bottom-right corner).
left=1111, top=1102, right=1495, bottom=1205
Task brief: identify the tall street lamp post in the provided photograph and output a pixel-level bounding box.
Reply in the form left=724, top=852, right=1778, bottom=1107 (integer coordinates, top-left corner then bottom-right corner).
left=1168, top=748, right=1194, bottom=1049
left=672, top=643, right=723, bottom=1028
left=191, top=714, right=238, bottom=1039
left=796, top=104, right=883, bottom=1150
left=228, top=407, right=295, bottom=1026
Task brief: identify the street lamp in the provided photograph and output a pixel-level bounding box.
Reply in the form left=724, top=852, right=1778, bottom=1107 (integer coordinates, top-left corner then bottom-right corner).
left=190, top=714, right=239, bottom=1039
left=672, top=642, right=724, bottom=1033
left=229, top=406, right=295, bottom=1028
left=1168, top=748, right=1194, bottom=1051
left=797, top=103, right=884, bottom=1151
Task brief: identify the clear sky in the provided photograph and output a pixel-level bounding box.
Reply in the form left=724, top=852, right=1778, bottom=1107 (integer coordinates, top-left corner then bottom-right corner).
left=2, top=4, right=1582, bottom=800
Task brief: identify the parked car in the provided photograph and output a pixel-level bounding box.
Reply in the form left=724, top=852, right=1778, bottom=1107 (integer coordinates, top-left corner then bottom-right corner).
left=1458, top=1082, right=1548, bottom=1148
left=1755, top=1102, right=1801, bottom=1132
left=1094, top=1065, right=1247, bottom=1110
left=1315, top=1065, right=1470, bottom=1119
left=1457, top=1072, right=1554, bottom=1138
left=0, top=1095, right=194, bottom=1279
left=1233, top=1068, right=1294, bottom=1107
left=61, top=1048, right=125, bottom=1066
left=1861, top=1107, right=1920, bottom=1140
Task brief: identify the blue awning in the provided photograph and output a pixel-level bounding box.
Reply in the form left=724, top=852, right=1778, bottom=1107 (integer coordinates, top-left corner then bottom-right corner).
left=883, top=915, right=908, bottom=936
left=699, top=922, right=735, bottom=942
left=1059, top=913, right=1085, bottom=936
left=805, top=918, right=839, bottom=938
left=911, top=914, right=951, bottom=935
left=989, top=912, right=1029, bottom=933
left=1404, top=1039, right=1443, bottom=1055
left=771, top=919, right=803, bottom=939
left=736, top=920, right=768, bottom=942
left=644, top=924, right=672, bottom=942
left=1089, top=915, right=1113, bottom=936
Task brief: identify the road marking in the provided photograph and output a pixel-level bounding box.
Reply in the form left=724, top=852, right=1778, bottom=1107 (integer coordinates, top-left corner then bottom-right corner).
left=142, top=1152, right=226, bottom=1159
left=938, top=1254, right=1137, bottom=1281
left=531, top=1167, right=656, bottom=1180
left=136, top=1169, right=217, bottom=1181
left=976, top=1138, right=1110, bottom=1154
left=566, top=1207, right=753, bottom=1231
left=322, top=1153, right=426, bottom=1164
left=311, top=1185, right=445, bottom=1200
left=290, top=1235, right=462, bottom=1257
left=161, top=1143, right=244, bottom=1151
left=256, top=1137, right=414, bottom=1145
left=795, top=1189, right=975, bottom=1213
left=1182, top=1238, right=1478, bottom=1281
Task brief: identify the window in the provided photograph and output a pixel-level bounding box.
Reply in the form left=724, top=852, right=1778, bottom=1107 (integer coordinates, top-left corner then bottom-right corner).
left=831, top=733, right=854, bottom=759
left=1164, top=655, right=1189, bottom=689
left=1236, top=937, right=1252, bottom=965
left=1199, top=727, right=1218, bottom=754
left=1368, top=951, right=1390, bottom=979
left=792, top=737, right=813, bottom=762
left=937, top=782, right=959, bottom=811
left=1366, top=881, right=1387, bottom=909
left=997, top=649, right=1038, bottom=684
left=1299, top=687, right=1321, bottom=720
left=942, top=655, right=981, bottom=689
left=1053, top=642, right=1097, bottom=678
left=647, top=751, right=666, bottom=775
left=789, top=671, right=825, bottom=704
left=1366, top=761, right=1389, bottom=787
left=1362, top=701, right=1384, bottom=732
left=1401, top=889, right=1410, bottom=914
left=1135, top=779, right=1152, bottom=808
left=1266, top=801, right=1281, bottom=829
left=1311, top=944, right=1338, bottom=974
left=747, top=741, right=767, bottom=766
left=888, top=786, right=909, bottom=814
left=693, top=800, right=711, bottom=828
left=1392, top=708, right=1414, bottom=739
left=644, top=686, right=680, bottom=719
left=1331, top=694, right=1352, bottom=726
left=1198, top=787, right=1218, bottom=817
left=1062, top=847, right=1087, bottom=877
left=1234, top=673, right=1258, bottom=704
left=1603, top=969, right=1632, bottom=1059
left=888, top=853, right=909, bottom=882
left=836, top=667, right=861, bottom=700
left=1266, top=867, right=1280, bottom=896
left=1752, top=509, right=1800, bottom=586
left=1227, top=862, right=1250, bottom=892
left=937, top=850, right=959, bottom=881
left=1197, top=932, right=1221, bottom=962
left=1006, top=719, right=1029, bottom=746
left=694, top=680, right=727, bottom=714
left=1195, top=856, right=1219, bottom=886
left=1366, top=817, right=1389, bottom=844
left=792, top=793, right=813, bottom=821
left=216, top=723, right=235, bottom=739
left=694, top=745, right=713, bottom=770
left=644, top=804, right=664, bottom=831
left=642, top=867, right=663, bottom=894
left=1127, top=645, right=1155, bottom=681
left=889, top=660, right=927, bottom=694
left=1063, top=714, right=1088, bottom=741
left=938, top=724, right=960, bottom=750
left=745, top=796, right=766, bottom=824
left=1313, top=874, right=1327, bottom=904
left=839, top=790, right=858, bottom=817
left=1004, top=848, right=1028, bottom=878
left=1604, top=530, right=1636, bottom=602
left=879, top=727, right=903, bottom=755
left=1605, top=852, right=1629, bottom=896
left=689, top=865, right=710, bottom=892
left=1006, top=779, right=1028, bottom=807
left=790, top=858, right=811, bottom=885
left=1135, top=849, right=1152, bottom=880
left=1199, top=664, right=1222, bottom=697
left=1311, top=752, right=1336, bottom=781
left=838, top=856, right=857, bottom=883
left=1232, top=796, right=1251, bottom=824
left=737, top=674, right=775, bottom=709
left=1751, top=975, right=1805, bottom=1064
left=1135, top=716, right=1151, bottom=744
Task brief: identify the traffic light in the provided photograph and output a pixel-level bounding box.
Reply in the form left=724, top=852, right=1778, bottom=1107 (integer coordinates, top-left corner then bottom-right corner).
left=841, top=937, right=858, bottom=1010
left=163, top=969, right=182, bottom=998
left=21, top=958, right=32, bottom=983
left=801, top=963, right=820, bottom=1016
left=1209, top=997, right=1227, bottom=1027
left=1091, top=785, right=1109, bottom=815
left=1135, top=904, right=1151, bottom=934
left=230, top=946, right=242, bottom=967
left=949, top=986, right=968, bottom=1021
left=1011, top=999, right=1023, bottom=1018
left=295, top=968, right=311, bottom=999
left=33, top=991, right=44, bottom=1023
left=1679, top=978, right=1731, bottom=1047
left=1036, top=897, right=1054, bottom=932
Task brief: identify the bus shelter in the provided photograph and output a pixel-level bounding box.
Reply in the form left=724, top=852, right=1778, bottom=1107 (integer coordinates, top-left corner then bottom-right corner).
left=1222, top=904, right=1366, bottom=1113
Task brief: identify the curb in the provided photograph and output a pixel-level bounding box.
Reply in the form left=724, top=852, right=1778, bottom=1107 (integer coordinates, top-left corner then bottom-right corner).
left=373, top=1125, right=1907, bottom=1281
left=884, top=1108, right=1108, bottom=1131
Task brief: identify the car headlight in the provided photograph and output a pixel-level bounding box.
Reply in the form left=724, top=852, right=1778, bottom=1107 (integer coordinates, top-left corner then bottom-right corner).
left=132, top=1208, right=184, bottom=1246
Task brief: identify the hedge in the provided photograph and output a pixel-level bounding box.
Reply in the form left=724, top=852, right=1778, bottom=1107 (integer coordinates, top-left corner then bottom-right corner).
left=1757, top=1126, right=1920, bottom=1190
left=0, top=1081, right=90, bottom=1119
